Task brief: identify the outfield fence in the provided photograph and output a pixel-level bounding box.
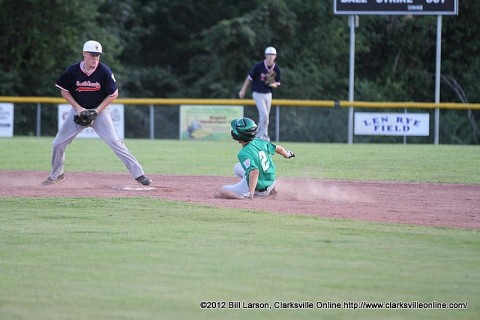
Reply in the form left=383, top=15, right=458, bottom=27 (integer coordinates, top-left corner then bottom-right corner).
left=1, top=97, right=479, bottom=144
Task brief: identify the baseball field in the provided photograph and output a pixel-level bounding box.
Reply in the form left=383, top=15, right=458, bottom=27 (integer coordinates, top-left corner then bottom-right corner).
left=0, top=137, right=479, bottom=320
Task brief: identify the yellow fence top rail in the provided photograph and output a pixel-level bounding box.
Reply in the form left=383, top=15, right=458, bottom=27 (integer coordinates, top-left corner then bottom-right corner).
left=1, top=96, right=479, bottom=109
left=0, top=96, right=335, bottom=107
left=339, top=100, right=480, bottom=110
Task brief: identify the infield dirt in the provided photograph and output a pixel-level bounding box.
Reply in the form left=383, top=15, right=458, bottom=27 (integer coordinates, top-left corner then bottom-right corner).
left=1, top=170, right=478, bottom=229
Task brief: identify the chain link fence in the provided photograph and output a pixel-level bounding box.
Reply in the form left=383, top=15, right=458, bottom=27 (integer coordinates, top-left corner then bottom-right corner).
left=4, top=100, right=480, bottom=144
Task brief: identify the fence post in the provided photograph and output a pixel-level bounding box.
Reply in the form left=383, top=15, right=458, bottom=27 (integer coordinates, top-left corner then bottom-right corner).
left=36, top=103, right=41, bottom=136
left=347, top=15, right=358, bottom=144
left=149, top=105, right=154, bottom=139
left=434, top=15, right=442, bottom=145
left=275, top=105, right=280, bottom=142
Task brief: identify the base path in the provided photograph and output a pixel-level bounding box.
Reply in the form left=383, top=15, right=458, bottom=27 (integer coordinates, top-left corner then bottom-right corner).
left=1, top=170, right=478, bottom=229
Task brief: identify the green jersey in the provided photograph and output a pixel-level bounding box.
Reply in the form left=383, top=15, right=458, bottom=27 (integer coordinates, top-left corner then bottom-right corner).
left=237, top=138, right=276, bottom=191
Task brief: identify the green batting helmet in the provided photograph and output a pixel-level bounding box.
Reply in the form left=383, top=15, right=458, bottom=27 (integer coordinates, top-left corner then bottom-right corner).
left=230, top=117, right=258, bottom=141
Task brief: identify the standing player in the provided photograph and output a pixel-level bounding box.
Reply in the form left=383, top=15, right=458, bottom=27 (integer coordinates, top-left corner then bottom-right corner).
left=238, top=46, right=281, bottom=141
left=220, top=117, right=295, bottom=199
left=42, top=40, right=152, bottom=186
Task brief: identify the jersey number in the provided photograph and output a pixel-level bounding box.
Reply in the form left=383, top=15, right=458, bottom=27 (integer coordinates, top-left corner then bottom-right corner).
left=259, top=151, right=269, bottom=171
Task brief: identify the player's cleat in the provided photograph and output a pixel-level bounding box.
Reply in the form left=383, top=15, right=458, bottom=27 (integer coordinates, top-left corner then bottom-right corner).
left=135, top=175, right=152, bottom=186
left=267, top=187, right=278, bottom=199
left=42, top=174, right=65, bottom=185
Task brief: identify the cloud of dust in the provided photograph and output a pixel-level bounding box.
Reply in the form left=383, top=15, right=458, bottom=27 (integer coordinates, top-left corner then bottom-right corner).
left=275, top=180, right=370, bottom=203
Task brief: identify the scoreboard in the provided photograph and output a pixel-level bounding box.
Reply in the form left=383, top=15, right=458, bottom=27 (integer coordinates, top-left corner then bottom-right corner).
left=334, top=0, right=458, bottom=15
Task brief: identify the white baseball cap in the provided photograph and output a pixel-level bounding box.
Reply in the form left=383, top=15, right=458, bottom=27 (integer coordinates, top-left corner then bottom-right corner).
left=83, top=40, right=103, bottom=55
left=265, top=46, right=277, bottom=55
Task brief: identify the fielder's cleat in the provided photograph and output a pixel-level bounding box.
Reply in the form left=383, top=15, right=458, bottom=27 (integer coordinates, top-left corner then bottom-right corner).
left=135, top=175, right=152, bottom=186
left=42, top=174, right=65, bottom=185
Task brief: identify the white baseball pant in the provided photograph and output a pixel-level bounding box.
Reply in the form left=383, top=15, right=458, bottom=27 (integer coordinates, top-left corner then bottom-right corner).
left=252, top=92, right=272, bottom=141
left=48, top=107, right=145, bottom=180
left=220, top=163, right=276, bottom=199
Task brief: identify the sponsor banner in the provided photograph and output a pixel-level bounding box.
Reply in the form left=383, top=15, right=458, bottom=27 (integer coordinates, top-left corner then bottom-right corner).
left=180, top=105, right=244, bottom=140
left=334, top=0, right=458, bottom=16
left=58, top=104, right=124, bottom=139
left=354, top=112, right=429, bottom=136
left=0, top=103, right=14, bottom=137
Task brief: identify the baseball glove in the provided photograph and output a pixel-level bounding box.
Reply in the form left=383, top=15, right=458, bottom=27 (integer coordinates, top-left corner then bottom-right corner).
left=74, top=109, right=97, bottom=126
left=264, top=70, right=277, bottom=87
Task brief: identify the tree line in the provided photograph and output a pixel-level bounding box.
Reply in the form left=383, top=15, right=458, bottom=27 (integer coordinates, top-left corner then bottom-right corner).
left=1, top=0, right=478, bottom=143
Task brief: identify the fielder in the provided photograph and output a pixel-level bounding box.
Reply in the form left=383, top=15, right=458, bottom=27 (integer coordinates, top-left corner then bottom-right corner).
left=42, top=40, right=152, bottom=186
left=220, top=117, right=295, bottom=199
left=238, top=46, right=281, bottom=141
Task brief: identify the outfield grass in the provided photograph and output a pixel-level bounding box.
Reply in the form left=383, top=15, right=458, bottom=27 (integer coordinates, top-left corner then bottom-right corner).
left=1, top=137, right=479, bottom=183
left=1, top=198, right=478, bottom=320
left=0, top=138, right=479, bottom=319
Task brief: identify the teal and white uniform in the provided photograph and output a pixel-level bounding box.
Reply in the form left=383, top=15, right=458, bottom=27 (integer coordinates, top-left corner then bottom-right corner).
left=238, top=138, right=276, bottom=190
left=221, top=138, right=277, bottom=198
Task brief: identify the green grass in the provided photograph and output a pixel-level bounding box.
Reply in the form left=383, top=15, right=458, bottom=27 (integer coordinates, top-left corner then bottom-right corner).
left=0, top=137, right=479, bottom=319
left=1, top=198, right=478, bottom=320
left=1, top=137, right=479, bottom=183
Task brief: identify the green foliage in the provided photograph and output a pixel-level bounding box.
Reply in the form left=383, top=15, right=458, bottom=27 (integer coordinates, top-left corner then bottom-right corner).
left=0, top=0, right=112, bottom=96
left=356, top=15, right=438, bottom=102
left=1, top=0, right=479, bottom=143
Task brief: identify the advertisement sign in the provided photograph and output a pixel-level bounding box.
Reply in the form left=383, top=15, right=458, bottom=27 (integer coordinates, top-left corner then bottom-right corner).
left=354, top=112, right=429, bottom=136
left=0, top=103, right=14, bottom=137
left=180, top=105, right=244, bottom=140
left=58, top=104, right=124, bottom=139
left=334, top=0, right=458, bottom=15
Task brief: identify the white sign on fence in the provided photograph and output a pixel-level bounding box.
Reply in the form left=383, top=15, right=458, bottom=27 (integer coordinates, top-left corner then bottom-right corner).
left=354, top=112, right=430, bottom=136
left=0, top=103, right=14, bottom=137
left=58, top=104, right=125, bottom=139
